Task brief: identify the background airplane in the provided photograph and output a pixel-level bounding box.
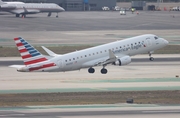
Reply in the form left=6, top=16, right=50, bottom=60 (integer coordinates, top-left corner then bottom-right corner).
left=10, top=34, right=168, bottom=74
left=0, top=0, right=24, bottom=5
left=0, top=0, right=65, bottom=18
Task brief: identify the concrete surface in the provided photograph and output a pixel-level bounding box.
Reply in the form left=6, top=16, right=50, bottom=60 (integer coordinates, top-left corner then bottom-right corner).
left=0, top=104, right=180, bottom=118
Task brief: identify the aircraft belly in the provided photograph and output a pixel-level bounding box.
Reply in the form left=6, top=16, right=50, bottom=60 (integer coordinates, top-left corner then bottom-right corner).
left=62, top=63, right=81, bottom=72
left=32, top=66, right=59, bottom=72
left=41, top=9, right=60, bottom=12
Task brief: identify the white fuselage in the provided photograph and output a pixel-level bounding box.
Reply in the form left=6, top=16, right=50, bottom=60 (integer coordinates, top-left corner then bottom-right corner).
left=24, top=34, right=168, bottom=72
left=0, top=3, right=65, bottom=14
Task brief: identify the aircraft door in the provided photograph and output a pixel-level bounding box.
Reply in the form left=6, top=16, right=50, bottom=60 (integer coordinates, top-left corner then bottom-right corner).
left=58, top=59, right=64, bottom=68
left=145, top=38, right=152, bottom=47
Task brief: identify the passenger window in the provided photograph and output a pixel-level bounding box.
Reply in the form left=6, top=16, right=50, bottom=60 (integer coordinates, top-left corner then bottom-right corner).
left=73, top=58, right=75, bottom=60
left=69, top=59, right=71, bottom=61
left=100, top=51, right=102, bottom=53
left=89, top=54, right=91, bottom=56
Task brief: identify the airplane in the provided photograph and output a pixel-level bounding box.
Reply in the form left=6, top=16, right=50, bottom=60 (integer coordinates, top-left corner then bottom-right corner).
left=0, top=0, right=25, bottom=5
left=9, top=34, right=169, bottom=74
left=0, top=1, right=65, bottom=18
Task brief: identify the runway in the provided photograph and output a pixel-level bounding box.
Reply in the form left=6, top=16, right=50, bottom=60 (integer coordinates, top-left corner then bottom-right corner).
left=0, top=54, right=179, bottom=93
left=0, top=104, right=180, bottom=118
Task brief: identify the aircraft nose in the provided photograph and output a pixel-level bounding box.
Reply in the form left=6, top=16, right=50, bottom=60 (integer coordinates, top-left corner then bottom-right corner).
left=162, top=39, right=169, bottom=45
left=164, top=39, right=169, bottom=45
left=61, top=7, right=65, bottom=11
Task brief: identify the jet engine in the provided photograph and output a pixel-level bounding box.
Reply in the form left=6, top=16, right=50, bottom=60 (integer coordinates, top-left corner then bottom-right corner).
left=113, top=55, right=131, bottom=66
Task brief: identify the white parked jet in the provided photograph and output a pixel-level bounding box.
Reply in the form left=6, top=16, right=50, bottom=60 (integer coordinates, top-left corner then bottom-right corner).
left=10, top=34, right=168, bottom=74
left=0, top=1, right=65, bottom=18
left=0, top=0, right=25, bottom=5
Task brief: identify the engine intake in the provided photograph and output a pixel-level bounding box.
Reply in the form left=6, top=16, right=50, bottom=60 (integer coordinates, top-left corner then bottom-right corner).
left=113, top=56, right=131, bottom=66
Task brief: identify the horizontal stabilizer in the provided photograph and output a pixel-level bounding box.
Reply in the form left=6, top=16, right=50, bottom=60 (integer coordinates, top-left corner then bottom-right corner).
left=9, top=65, right=25, bottom=68
left=41, top=46, right=59, bottom=56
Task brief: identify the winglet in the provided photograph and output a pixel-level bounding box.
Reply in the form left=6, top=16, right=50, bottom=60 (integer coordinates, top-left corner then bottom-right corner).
left=41, top=46, right=59, bottom=56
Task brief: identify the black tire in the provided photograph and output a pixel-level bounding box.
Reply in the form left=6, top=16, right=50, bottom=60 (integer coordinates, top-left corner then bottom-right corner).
left=88, top=68, right=95, bottom=73
left=149, top=57, right=154, bottom=61
left=16, top=14, right=20, bottom=17
left=101, top=68, right=107, bottom=74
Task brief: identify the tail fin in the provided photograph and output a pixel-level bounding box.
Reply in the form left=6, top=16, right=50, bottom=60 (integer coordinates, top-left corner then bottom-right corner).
left=0, top=0, right=3, bottom=5
left=14, top=37, right=48, bottom=65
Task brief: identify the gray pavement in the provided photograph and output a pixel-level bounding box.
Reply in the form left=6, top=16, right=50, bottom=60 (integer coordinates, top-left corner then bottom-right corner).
left=0, top=104, right=180, bottom=118
left=0, top=11, right=180, bottom=32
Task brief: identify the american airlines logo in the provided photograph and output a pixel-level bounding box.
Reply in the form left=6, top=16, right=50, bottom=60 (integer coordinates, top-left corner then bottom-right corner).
left=113, top=43, right=145, bottom=54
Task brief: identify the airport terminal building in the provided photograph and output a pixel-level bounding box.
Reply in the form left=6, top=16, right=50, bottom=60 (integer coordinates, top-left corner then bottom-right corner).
left=3, top=0, right=116, bottom=11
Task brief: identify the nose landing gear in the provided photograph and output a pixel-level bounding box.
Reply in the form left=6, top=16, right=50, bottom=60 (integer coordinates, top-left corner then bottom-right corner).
left=149, top=52, right=154, bottom=61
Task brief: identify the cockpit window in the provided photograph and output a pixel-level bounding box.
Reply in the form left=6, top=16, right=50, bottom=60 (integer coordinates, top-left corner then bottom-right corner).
left=154, top=36, right=158, bottom=40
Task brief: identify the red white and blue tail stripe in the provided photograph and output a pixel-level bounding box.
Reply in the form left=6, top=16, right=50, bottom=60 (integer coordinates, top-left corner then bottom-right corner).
left=10, top=37, right=58, bottom=72
left=14, top=37, right=48, bottom=65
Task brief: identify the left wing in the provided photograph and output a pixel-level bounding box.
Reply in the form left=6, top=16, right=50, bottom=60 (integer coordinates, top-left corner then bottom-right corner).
left=94, top=50, right=117, bottom=66
left=12, top=7, right=40, bottom=14
left=83, top=50, right=123, bottom=67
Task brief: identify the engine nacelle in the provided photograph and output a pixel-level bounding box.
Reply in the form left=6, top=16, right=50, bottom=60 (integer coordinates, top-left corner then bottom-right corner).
left=113, top=56, right=131, bottom=66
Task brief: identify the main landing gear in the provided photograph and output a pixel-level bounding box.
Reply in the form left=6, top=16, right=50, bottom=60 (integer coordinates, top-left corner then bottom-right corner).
left=47, top=12, right=52, bottom=17
left=101, top=68, right=107, bottom=74
left=16, top=14, right=20, bottom=17
left=88, top=67, right=95, bottom=73
left=149, top=52, right=154, bottom=61
left=56, top=12, right=59, bottom=18
left=88, top=65, right=108, bottom=74
left=47, top=12, right=59, bottom=18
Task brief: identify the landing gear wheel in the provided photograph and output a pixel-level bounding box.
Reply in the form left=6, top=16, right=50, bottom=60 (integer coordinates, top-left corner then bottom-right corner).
left=149, top=57, right=154, bottom=61
left=56, top=12, right=59, bottom=18
left=101, top=68, right=108, bottom=74
left=48, top=12, right=51, bottom=17
left=16, top=14, right=20, bottom=17
left=88, top=67, right=95, bottom=73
